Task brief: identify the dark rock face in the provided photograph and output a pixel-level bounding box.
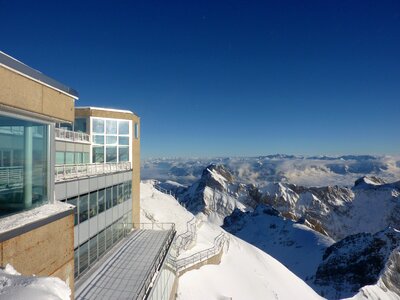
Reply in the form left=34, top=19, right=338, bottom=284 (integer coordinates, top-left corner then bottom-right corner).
left=314, top=228, right=400, bottom=299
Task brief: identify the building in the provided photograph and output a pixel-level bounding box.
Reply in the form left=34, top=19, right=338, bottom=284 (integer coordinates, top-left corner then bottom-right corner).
left=0, top=51, right=177, bottom=299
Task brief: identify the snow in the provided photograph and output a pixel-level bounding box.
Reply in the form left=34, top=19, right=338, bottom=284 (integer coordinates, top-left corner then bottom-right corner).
left=141, top=181, right=324, bottom=300
left=0, top=202, right=74, bottom=234
left=0, top=264, right=71, bottom=300
left=177, top=236, right=324, bottom=300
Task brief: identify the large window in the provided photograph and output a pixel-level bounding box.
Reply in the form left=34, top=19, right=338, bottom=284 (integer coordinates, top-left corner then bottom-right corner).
left=0, top=113, right=49, bottom=216
left=91, top=117, right=131, bottom=164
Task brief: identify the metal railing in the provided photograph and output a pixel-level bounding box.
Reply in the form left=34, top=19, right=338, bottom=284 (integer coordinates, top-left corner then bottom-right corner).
left=55, top=128, right=90, bottom=143
left=167, top=232, right=229, bottom=273
left=172, top=217, right=197, bottom=256
left=55, top=161, right=131, bottom=181
left=124, top=223, right=176, bottom=300
left=0, top=166, right=23, bottom=189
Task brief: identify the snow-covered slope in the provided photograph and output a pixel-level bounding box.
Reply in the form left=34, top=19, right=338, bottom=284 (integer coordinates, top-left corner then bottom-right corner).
left=140, top=181, right=323, bottom=300
left=0, top=264, right=71, bottom=300
left=178, top=236, right=324, bottom=300
left=222, top=205, right=334, bottom=280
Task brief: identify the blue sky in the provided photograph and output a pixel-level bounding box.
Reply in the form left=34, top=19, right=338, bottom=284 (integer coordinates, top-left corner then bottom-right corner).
left=1, top=1, right=399, bottom=157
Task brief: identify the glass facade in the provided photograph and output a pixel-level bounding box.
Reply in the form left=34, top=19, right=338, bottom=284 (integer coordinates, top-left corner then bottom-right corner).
left=91, top=117, right=131, bottom=164
left=68, top=180, right=133, bottom=279
left=56, top=151, right=90, bottom=165
left=0, top=113, right=49, bottom=216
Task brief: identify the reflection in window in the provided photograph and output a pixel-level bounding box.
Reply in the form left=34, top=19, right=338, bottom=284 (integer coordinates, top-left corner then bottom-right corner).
left=79, top=194, right=88, bottom=223
left=67, top=197, right=78, bottom=226
left=119, top=121, right=129, bottom=134
left=56, top=151, right=65, bottom=164
left=66, top=152, right=74, bottom=164
left=98, top=189, right=105, bottom=213
left=79, top=241, right=89, bottom=274
left=106, top=120, right=117, bottom=134
left=119, top=147, right=129, bottom=162
left=92, top=135, right=104, bottom=145
left=0, top=114, right=49, bottom=216
left=92, top=146, right=104, bottom=163
left=134, top=123, right=139, bottom=139
left=119, top=136, right=129, bottom=145
left=89, top=236, right=98, bottom=265
left=106, top=147, right=117, bottom=162
left=92, top=119, right=104, bottom=134
left=74, top=118, right=87, bottom=133
left=89, top=191, right=97, bottom=218
left=106, top=187, right=112, bottom=209
left=106, top=136, right=117, bottom=145
left=98, top=230, right=106, bottom=257
left=112, top=185, right=118, bottom=207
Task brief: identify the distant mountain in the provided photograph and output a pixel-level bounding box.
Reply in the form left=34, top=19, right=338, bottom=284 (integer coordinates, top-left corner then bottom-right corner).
left=313, top=228, right=400, bottom=299
left=142, top=155, right=400, bottom=187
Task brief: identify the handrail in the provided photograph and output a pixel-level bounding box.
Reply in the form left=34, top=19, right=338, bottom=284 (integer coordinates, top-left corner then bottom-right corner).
left=55, top=128, right=90, bottom=143
left=172, top=217, right=197, bottom=256
left=54, top=161, right=132, bottom=181
left=167, top=232, right=229, bottom=273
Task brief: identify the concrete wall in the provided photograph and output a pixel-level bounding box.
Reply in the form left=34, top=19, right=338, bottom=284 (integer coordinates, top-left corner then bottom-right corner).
left=75, top=108, right=141, bottom=226
left=0, top=213, right=75, bottom=294
left=0, top=65, right=75, bottom=122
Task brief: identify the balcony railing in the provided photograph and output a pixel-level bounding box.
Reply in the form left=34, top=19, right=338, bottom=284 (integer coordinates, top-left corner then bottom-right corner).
left=55, top=128, right=90, bottom=143
left=55, top=162, right=132, bottom=182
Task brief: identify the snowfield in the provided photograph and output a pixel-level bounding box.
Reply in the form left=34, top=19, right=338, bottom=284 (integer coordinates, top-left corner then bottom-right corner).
left=0, top=264, right=70, bottom=300
left=140, top=182, right=324, bottom=300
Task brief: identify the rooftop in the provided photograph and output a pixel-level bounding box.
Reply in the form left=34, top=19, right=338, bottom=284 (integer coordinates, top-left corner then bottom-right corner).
left=0, top=51, right=79, bottom=99
left=75, top=106, right=136, bottom=115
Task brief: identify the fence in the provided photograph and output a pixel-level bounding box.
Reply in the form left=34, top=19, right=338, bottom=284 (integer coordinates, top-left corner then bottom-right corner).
left=55, top=128, right=90, bottom=143
left=0, top=166, right=23, bottom=189
left=55, top=161, right=131, bottom=181
left=171, top=217, right=197, bottom=256
left=168, top=232, right=229, bottom=274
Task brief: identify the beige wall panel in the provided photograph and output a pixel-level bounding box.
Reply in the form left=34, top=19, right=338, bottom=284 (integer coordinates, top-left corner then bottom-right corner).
left=0, top=66, right=75, bottom=122
left=0, top=214, right=74, bottom=292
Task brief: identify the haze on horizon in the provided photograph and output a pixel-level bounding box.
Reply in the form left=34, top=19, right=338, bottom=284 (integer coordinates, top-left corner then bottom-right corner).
left=1, top=0, right=399, bottom=158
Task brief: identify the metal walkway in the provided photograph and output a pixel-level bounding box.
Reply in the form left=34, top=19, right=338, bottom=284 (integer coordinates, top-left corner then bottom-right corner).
left=76, top=229, right=173, bottom=300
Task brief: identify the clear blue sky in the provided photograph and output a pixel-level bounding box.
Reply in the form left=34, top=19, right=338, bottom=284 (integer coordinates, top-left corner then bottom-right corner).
left=1, top=0, right=399, bottom=158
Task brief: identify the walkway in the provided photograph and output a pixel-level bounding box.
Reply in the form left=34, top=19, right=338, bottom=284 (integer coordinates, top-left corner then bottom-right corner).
left=76, top=229, right=173, bottom=300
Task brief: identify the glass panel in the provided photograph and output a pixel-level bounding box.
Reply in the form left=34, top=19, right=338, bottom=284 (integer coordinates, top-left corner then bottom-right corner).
left=74, top=118, right=87, bottom=133
left=106, top=146, right=117, bottom=163
left=0, top=114, right=49, bottom=216
left=106, top=136, right=117, bottom=145
left=119, top=121, right=129, bottom=135
left=134, top=123, right=139, bottom=139
left=106, top=120, right=117, bottom=134
left=89, top=236, right=98, bottom=265
left=119, top=147, right=129, bottom=162
left=65, top=152, right=74, bottom=164
left=118, top=136, right=129, bottom=146
left=92, top=119, right=104, bottom=134
left=98, top=230, right=106, bottom=257
left=89, top=191, right=97, bottom=218
left=112, top=185, right=118, bottom=207
left=118, top=184, right=123, bottom=204
left=105, top=226, right=112, bottom=250
left=79, top=194, right=88, bottom=223
left=56, top=151, right=65, bottom=164
left=67, top=197, right=78, bottom=226
left=74, top=248, right=79, bottom=278
left=83, top=152, right=90, bottom=164
left=79, top=241, right=89, bottom=274
left=92, top=146, right=104, bottom=163
left=59, top=122, right=72, bottom=131
left=98, top=189, right=105, bottom=213
left=92, top=135, right=104, bottom=145
left=106, top=187, right=112, bottom=209
left=75, top=152, right=82, bottom=164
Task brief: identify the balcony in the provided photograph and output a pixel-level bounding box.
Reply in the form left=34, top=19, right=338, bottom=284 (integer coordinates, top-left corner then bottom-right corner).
left=55, top=128, right=90, bottom=143
left=55, top=162, right=132, bottom=182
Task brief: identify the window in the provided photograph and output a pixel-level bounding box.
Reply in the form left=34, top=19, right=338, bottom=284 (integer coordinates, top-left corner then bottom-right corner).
left=112, top=185, right=118, bottom=207
left=106, top=120, right=117, bottom=134
left=92, top=135, right=104, bottom=145
left=0, top=114, right=49, bottom=216
left=119, top=136, right=129, bottom=146
left=119, top=121, right=129, bottom=135
left=79, top=194, right=89, bottom=223
left=118, top=184, right=123, bottom=204
left=119, top=147, right=129, bottom=162
left=74, top=118, right=87, bottom=133
left=67, top=197, right=78, bottom=226
left=56, top=151, right=65, bottom=164
left=105, top=226, right=113, bottom=250
left=98, top=230, right=106, bottom=257
left=83, top=152, right=90, bottom=164
left=106, top=187, right=112, bottom=209
left=134, top=122, right=139, bottom=139
left=106, top=146, right=117, bottom=162
left=98, top=189, right=105, bottom=213
left=75, top=152, right=82, bottom=164
left=74, top=249, right=79, bottom=278
left=89, top=191, right=97, bottom=218
left=79, top=241, right=89, bottom=274
left=89, top=236, right=98, bottom=265
left=106, top=136, right=117, bottom=145
left=65, top=152, right=74, bottom=164
left=92, top=119, right=104, bottom=134
left=92, top=146, right=104, bottom=163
